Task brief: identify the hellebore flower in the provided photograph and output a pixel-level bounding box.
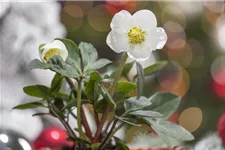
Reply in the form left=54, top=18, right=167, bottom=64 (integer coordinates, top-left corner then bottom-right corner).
left=39, top=40, right=68, bottom=62
left=107, top=10, right=167, bottom=61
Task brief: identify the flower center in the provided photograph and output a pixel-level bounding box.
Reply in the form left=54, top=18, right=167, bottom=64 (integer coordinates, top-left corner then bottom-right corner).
left=44, top=48, right=61, bottom=61
left=128, top=27, right=146, bottom=44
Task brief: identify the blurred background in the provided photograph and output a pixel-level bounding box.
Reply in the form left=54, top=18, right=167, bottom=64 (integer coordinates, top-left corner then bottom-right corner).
left=0, top=1, right=225, bottom=150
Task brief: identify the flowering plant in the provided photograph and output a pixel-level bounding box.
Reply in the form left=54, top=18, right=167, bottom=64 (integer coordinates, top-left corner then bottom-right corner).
left=13, top=10, right=194, bottom=150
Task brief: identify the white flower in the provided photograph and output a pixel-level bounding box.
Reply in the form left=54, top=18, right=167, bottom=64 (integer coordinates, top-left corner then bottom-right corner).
left=106, top=10, right=167, bottom=61
left=39, top=40, right=68, bottom=62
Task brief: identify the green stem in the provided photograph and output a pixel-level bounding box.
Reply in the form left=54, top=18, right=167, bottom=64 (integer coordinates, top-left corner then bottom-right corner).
left=99, top=120, right=125, bottom=150
left=109, top=53, right=128, bottom=95
left=92, top=53, right=128, bottom=143
left=77, top=79, right=84, bottom=138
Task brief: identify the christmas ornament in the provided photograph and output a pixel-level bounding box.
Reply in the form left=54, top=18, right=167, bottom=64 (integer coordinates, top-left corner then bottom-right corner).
left=0, top=129, right=32, bottom=150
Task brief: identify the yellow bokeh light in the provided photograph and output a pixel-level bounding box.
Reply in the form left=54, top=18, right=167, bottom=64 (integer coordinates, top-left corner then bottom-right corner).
left=179, top=107, right=202, bottom=133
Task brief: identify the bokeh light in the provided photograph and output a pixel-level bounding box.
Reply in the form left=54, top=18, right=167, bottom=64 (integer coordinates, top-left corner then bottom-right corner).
left=203, top=1, right=225, bottom=14
left=158, top=63, right=190, bottom=97
left=164, top=21, right=186, bottom=50
left=63, top=1, right=93, bottom=16
left=211, top=56, right=225, bottom=85
left=88, top=4, right=116, bottom=32
left=161, top=5, right=186, bottom=29
left=61, top=5, right=83, bottom=32
left=105, top=0, right=136, bottom=15
left=187, top=39, right=205, bottom=68
left=179, top=107, right=203, bottom=133
left=168, top=43, right=192, bottom=68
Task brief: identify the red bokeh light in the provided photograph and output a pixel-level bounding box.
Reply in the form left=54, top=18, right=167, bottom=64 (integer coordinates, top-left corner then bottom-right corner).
left=33, top=126, right=73, bottom=149
left=218, top=113, right=225, bottom=144
left=212, top=69, right=225, bottom=99
left=105, top=0, right=136, bottom=15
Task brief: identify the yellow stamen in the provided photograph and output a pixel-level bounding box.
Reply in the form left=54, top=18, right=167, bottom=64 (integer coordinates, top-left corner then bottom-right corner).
left=44, top=48, right=61, bottom=61
left=128, top=27, right=146, bottom=44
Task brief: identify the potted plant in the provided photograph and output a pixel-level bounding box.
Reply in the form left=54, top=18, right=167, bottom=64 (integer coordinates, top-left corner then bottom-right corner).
left=13, top=9, right=194, bottom=150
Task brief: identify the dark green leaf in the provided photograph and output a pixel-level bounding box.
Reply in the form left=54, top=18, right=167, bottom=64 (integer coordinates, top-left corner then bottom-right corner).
left=145, top=118, right=194, bottom=141
left=116, top=116, right=141, bottom=126
left=145, top=92, right=181, bottom=119
left=122, top=61, right=135, bottom=77
left=84, top=80, right=99, bottom=103
left=89, top=59, right=112, bottom=70
left=13, top=102, right=45, bottom=110
left=116, top=81, right=136, bottom=93
left=99, top=84, right=116, bottom=109
left=54, top=92, right=70, bottom=101
left=136, top=62, right=144, bottom=97
left=32, top=112, right=50, bottom=117
left=51, top=73, right=64, bottom=93
left=129, top=110, right=163, bottom=118
left=124, top=96, right=152, bottom=113
left=94, top=99, right=107, bottom=113
left=116, top=141, right=129, bottom=150
left=23, top=85, right=50, bottom=98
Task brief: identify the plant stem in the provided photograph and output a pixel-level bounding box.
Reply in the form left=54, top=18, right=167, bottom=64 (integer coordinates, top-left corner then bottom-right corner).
left=92, top=53, right=128, bottom=143
left=49, top=102, right=77, bottom=140
left=99, top=120, right=125, bottom=150
left=65, top=77, right=93, bottom=140
left=77, top=79, right=84, bottom=138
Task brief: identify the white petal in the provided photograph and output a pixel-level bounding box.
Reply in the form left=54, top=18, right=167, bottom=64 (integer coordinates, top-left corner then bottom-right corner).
left=106, top=30, right=129, bottom=53
left=110, top=10, right=132, bottom=31
left=145, top=27, right=167, bottom=51
left=155, top=27, right=167, bottom=49
left=127, top=46, right=151, bottom=61
left=132, top=10, right=157, bottom=30
left=52, top=40, right=67, bottom=52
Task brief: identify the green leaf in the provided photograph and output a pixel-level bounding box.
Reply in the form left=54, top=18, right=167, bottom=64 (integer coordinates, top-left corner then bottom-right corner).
left=116, top=81, right=136, bottom=93
left=89, top=59, right=112, bottom=70
left=99, top=84, right=116, bottom=109
left=79, top=42, right=98, bottom=68
left=54, top=92, right=70, bottom=101
left=47, top=56, right=80, bottom=78
left=90, top=71, right=102, bottom=81
left=122, top=61, right=135, bottom=77
left=129, top=110, right=163, bottom=118
left=124, top=96, right=152, bottom=113
left=94, top=99, right=107, bottom=113
left=136, top=62, right=144, bottom=97
left=23, top=85, right=50, bottom=98
left=134, top=61, right=167, bottom=78
left=145, top=92, right=181, bottom=119
left=91, top=143, right=101, bottom=150
left=13, top=102, right=45, bottom=110
left=145, top=118, right=194, bottom=141
left=28, top=59, right=48, bottom=70
left=51, top=73, right=64, bottom=93
left=28, top=56, right=80, bottom=78
left=56, top=38, right=80, bottom=64
left=116, top=116, right=141, bottom=126
left=144, top=61, right=167, bottom=76
left=84, top=80, right=99, bottom=103
left=116, top=141, right=130, bottom=150
left=32, top=112, right=50, bottom=117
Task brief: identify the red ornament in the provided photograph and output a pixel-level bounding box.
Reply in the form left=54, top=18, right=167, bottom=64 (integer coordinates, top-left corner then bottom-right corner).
left=218, top=113, right=225, bottom=144
left=33, top=126, right=73, bottom=149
